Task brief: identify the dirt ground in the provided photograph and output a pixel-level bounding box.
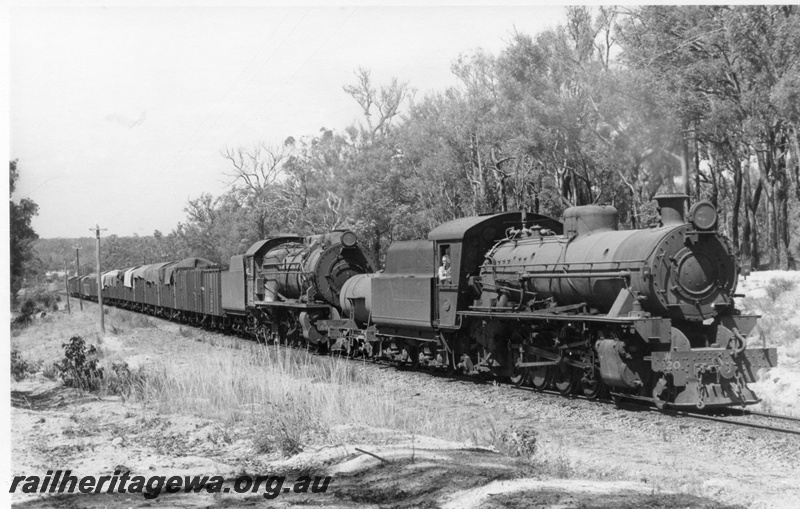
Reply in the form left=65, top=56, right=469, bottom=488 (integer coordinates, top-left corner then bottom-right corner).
left=10, top=378, right=740, bottom=509
left=10, top=285, right=800, bottom=508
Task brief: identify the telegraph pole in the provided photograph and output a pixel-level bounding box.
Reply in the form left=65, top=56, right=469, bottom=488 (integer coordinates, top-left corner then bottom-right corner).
left=91, top=225, right=107, bottom=333
left=74, top=246, right=83, bottom=311
left=64, top=260, right=71, bottom=314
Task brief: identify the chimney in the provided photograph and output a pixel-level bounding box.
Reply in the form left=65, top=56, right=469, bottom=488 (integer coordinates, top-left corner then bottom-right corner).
left=653, top=194, right=688, bottom=226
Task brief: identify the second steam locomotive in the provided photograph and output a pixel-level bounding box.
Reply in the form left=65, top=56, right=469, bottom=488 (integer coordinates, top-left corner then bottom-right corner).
left=71, top=194, right=776, bottom=410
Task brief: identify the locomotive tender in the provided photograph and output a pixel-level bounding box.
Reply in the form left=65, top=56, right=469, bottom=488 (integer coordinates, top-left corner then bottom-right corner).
left=70, top=194, right=776, bottom=410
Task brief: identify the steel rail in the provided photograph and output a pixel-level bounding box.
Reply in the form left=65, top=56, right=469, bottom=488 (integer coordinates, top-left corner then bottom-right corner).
left=744, top=410, right=800, bottom=423
left=655, top=408, right=800, bottom=437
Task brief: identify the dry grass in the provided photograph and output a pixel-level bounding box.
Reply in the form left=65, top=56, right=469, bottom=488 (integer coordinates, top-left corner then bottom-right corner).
left=108, top=308, right=156, bottom=334
left=11, top=304, right=103, bottom=365
left=10, top=302, right=157, bottom=379
left=134, top=344, right=502, bottom=451
left=11, top=302, right=508, bottom=455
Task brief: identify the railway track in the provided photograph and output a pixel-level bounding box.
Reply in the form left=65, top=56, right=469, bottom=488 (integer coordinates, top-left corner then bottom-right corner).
left=699, top=409, right=800, bottom=436
left=516, top=385, right=800, bottom=437
left=414, top=363, right=800, bottom=437
left=622, top=407, right=800, bottom=437
left=72, top=294, right=800, bottom=438
left=361, top=355, right=800, bottom=438
left=420, top=365, right=800, bottom=437
left=198, top=328, right=800, bottom=438
left=598, top=394, right=800, bottom=437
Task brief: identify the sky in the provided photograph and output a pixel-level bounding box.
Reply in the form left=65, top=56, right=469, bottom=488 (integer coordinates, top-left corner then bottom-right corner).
left=9, top=1, right=569, bottom=239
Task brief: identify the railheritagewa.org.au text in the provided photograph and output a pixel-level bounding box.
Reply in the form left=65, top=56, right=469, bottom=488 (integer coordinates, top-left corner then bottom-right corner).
left=10, top=470, right=332, bottom=500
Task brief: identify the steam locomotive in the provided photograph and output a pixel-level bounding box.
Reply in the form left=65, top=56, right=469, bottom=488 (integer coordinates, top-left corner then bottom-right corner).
left=70, top=194, right=776, bottom=410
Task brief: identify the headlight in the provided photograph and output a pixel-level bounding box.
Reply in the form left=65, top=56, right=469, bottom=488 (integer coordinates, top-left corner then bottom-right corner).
left=689, top=200, right=717, bottom=231
left=341, top=231, right=357, bottom=247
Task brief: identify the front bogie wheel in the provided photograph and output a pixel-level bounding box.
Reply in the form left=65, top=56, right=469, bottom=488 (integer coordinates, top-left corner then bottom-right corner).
left=581, top=369, right=608, bottom=400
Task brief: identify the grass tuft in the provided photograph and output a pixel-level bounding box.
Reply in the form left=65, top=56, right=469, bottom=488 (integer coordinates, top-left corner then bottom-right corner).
left=765, top=277, right=797, bottom=301
left=104, top=361, right=148, bottom=400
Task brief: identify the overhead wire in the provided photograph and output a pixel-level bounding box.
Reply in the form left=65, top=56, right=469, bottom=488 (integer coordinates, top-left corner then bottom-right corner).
left=160, top=7, right=297, bottom=177
left=18, top=176, right=59, bottom=199
left=223, top=7, right=358, bottom=146
left=205, top=9, right=311, bottom=148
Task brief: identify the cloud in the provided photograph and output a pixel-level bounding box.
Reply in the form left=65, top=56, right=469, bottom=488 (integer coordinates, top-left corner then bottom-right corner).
left=105, top=110, right=147, bottom=129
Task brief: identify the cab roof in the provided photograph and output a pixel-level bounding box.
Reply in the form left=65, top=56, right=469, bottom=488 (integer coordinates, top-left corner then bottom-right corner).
left=428, top=212, right=563, bottom=242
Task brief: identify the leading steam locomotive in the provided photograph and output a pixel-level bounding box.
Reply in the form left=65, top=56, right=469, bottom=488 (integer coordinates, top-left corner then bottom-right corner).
left=70, top=194, right=776, bottom=410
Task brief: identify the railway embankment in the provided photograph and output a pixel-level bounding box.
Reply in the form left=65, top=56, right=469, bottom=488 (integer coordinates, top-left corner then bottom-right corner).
left=9, top=288, right=799, bottom=508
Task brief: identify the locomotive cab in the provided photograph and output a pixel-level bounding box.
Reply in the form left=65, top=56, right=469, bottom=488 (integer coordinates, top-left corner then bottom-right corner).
left=428, top=212, right=564, bottom=329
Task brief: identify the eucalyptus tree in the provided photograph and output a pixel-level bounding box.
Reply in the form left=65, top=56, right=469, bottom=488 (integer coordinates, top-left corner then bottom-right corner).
left=617, top=5, right=800, bottom=268
left=10, top=160, right=39, bottom=302
left=222, top=142, right=294, bottom=239
left=340, top=68, right=413, bottom=260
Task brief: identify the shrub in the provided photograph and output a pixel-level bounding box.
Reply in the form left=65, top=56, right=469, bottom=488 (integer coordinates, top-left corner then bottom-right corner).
left=12, top=289, right=61, bottom=328
left=765, top=277, right=797, bottom=301
left=11, top=350, right=31, bottom=381
left=494, top=425, right=539, bottom=459
left=54, top=336, right=104, bottom=391
left=11, top=350, right=43, bottom=381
